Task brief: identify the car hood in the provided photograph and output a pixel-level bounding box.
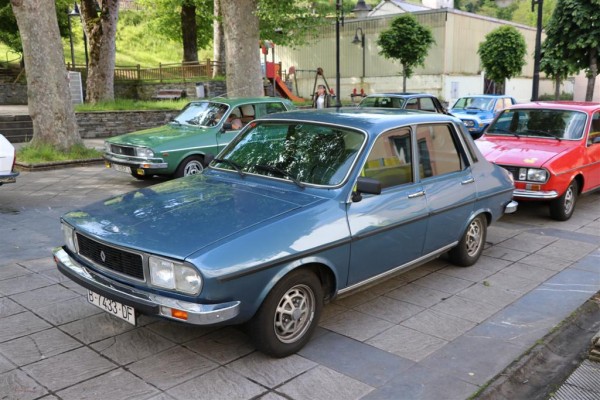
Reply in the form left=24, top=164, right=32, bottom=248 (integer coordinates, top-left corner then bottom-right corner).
left=106, top=123, right=214, bottom=149
left=450, top=109, right=494, bottom=121
left=476, top=136, right=573, bottom=167
left=63, top=174, right=324, bottom=260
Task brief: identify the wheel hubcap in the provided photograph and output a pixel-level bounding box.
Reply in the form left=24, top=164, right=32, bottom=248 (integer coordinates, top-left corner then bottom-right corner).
left=563, top=186, right=574, bottom=214
left=184, top=161, right=203, bottom=176
left=465, top=219, right=483, bottom=257
left=273, top=284, right=315, bottom=344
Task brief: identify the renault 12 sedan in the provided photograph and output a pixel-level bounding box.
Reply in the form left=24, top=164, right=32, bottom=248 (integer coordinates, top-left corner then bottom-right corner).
left=103, top=97, right=295, bottom=180
left=54, top=109, right=517, bottom=357
left=450, top=95, right=516, bottom=139
left=477, top=101, right=600, bottom=221
left=359, top=92, right=450, bottom=114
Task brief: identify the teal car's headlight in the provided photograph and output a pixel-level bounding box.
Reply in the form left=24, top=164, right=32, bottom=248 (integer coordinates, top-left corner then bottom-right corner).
left=62, top=223, right=76, bottom=253
left=149, top=256, right=202, bottom=295
left=104, top=142, right=112, bottom=153
left=135, top=147, right=155, bottom=158
left=518, top=168, right=548, bottom=182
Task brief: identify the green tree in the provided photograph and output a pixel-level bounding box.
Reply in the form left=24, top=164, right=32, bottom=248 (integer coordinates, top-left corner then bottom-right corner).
left=511, top=0, right=556, bottom=26
left=377, top=14, right=435, bottom=92
left=478, top=26, right=526, bottom=91
left=540, top=38, right=578, bottom=100
left=544, top=0, right=600, bottom=101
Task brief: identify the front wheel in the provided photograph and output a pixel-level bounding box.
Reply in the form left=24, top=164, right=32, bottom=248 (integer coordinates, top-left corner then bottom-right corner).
left=174, top=155, right=204, bottom=178
left=248, top=269, right=323, bottom=358
left=549, top=180, right=578, bottom=221
left=448, top=214, right=487, bottom=267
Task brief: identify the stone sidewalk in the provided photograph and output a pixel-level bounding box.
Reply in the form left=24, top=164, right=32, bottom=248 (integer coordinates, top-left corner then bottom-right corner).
left=0, top=165, right=599, bottom=400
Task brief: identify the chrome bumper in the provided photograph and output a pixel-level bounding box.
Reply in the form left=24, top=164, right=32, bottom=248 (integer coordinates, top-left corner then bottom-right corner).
left=513, top=188, right=558, bottom=200
left=53, top=247, right=240, bottom=325
left=0, top=171, right=19, bottom=184
left=504, top=200, right=518, bottom=214
left=103, top=153, right=168, bottom=169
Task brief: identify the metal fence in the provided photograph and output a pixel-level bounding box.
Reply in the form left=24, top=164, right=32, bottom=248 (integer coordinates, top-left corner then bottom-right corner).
left=67, top=60, right=226, bottom=82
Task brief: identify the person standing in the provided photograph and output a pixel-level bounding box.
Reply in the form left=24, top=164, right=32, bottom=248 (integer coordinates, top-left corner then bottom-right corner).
left=312, top=85, right=331, bottom=109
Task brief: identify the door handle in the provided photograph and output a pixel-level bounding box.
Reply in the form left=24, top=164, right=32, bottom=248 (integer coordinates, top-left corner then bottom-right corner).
left=408, top=190, right=425, bottom=198
left=461, top=177, right=475, bottom=185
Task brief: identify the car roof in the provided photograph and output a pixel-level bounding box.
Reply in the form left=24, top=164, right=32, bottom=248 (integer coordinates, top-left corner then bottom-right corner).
left=190, top=97, right=291, bottom=106
left=365, top=93, right=435, bottom=98
left=257, top=108, right=458, bottom=137
left=509, top=101, right=600, bottom=112
left=458, top=94, right=511, bottom=99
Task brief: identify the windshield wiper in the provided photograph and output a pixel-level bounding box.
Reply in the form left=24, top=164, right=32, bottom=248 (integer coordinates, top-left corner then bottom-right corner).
left=524, top=129, right=561, bottom=140
left=254, top=164, right=305, bottom=188
left=170, top=118, right=181, bottom=125
left=488, top=127, right=520, bottom=138
left=213, top=158, right=246, bottom=177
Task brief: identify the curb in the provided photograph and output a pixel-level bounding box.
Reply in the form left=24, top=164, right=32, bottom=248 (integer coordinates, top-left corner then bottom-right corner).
left=15, top=158, right=104, bottom=171
left=473, top=291, right=600, bottom=400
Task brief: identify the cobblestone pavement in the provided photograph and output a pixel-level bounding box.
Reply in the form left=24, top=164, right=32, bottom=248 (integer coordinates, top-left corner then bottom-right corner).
left=1, top=164, right=599, bottom=400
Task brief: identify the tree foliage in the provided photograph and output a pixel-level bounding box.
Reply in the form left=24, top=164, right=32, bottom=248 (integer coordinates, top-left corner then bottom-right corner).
left=377, top=14, right=435, bottom=92
left=540, top=37, right=579, bottom=99
left=543, top=0, right=600, bottom=101
left=477, top=25, right=526, bottom=85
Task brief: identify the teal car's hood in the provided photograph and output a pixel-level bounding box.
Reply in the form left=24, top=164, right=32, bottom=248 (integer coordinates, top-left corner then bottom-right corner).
left=106, top=123, right=215, bottom=149
left=63, top=175, right=323, bottom=260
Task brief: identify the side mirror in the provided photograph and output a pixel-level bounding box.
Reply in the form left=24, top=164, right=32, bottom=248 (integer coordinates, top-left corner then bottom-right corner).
left=352, top=177, right=382, bottom=202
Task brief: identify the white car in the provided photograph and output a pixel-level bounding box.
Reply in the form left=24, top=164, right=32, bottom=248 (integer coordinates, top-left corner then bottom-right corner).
left=0, top=133, right=19, bottom=185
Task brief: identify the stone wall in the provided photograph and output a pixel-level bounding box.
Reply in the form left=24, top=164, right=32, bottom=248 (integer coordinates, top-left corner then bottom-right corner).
left=114, top=81, right=227, bottom=100
left=0, top=83, right=28, bottom=105
left=75, top=110, right=178, bottom=139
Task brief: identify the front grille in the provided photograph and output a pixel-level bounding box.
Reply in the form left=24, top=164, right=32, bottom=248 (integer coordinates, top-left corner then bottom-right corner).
left=76, top=234, right=144, bottom=280
left=110, top=144, right=136, bottom=156
left=499, top=165, right=519, bottom=181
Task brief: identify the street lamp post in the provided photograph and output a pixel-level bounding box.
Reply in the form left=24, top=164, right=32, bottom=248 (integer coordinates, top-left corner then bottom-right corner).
left=335, top=0, right=343, bottom=107
left=67, top=8, right=77, bottom=67
left=531, top=0, right=543, bottom=101
left=352, top=27, right=365, bottom=79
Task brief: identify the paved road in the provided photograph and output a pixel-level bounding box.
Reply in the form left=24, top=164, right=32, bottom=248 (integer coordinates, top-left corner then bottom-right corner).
left=1, top=165, right=599, bottom=400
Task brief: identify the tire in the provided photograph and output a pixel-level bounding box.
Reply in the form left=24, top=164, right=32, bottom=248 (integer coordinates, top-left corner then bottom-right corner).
left=549, top=180, right=578, bottom=221
left=248, top=269, right=323, bottom=358
left=448, top=214, right=487, bottom=267
left=175, top=155, right=204, bottom=178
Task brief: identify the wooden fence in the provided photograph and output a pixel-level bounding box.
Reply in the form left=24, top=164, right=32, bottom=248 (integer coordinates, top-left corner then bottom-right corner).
left=67, top=60, right=226, bottom=82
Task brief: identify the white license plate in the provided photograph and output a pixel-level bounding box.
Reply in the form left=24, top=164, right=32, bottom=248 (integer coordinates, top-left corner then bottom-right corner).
left=87, top=290, right=136, bottom=325
left=109, top=163, right=131, bottom=173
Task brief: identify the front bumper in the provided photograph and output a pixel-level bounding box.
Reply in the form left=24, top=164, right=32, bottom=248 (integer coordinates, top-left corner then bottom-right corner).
left=0, top=171, right=19, bottom=184
left=504, top=200, right=518, bottom=214
left=103, top=153, right=168, bottom=169
left=513, top=188, right=558, bottom=200
left=53, top=247, right=240, bottom=325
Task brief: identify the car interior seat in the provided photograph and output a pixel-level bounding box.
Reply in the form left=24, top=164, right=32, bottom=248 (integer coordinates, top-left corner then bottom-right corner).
left=240, top=104, right=255, bottom=123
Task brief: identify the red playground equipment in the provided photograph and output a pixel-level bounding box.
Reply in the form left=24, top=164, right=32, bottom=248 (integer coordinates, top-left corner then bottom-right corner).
left=261, top=40, right=304, bottom=102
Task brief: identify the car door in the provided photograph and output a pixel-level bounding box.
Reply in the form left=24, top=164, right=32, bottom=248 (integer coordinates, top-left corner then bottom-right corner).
left=584, top=110, right=600, bottom=190
left=416, top=123, right=476, bottom=254
left=346, top=127, right=429, bottom=286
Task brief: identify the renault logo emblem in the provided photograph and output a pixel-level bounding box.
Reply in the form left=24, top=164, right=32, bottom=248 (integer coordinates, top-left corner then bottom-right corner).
left=100, top=250, right=106, bottom=263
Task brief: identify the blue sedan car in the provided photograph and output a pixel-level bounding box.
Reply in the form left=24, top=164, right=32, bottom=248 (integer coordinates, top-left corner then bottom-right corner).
left=451, top=95, right=516, bottom=139
left=54, top=109, right=517, bottom=357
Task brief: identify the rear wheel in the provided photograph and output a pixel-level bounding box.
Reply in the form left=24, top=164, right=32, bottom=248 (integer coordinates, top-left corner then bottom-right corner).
left=248, top=269, right=323, bottom=358
left=448, top=214, right=487, bottom=267
left=549, top=180, right=578, bottom=221
left=175, top=155, right=204, bottom=178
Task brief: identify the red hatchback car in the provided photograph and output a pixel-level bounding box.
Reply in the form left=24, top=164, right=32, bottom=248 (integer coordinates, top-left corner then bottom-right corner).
left=476, top=101, right=600, bottom=221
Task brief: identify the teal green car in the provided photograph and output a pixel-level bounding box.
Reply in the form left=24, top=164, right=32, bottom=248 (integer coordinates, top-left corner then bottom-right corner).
left=103, top=97, right=295, bottom=179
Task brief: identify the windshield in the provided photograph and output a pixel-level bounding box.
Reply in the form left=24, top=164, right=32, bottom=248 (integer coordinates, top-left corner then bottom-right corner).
left=359, top=96, right=406, bottom=109
left=172, top=102, right=229, bottom=127
left=213, top=122, right=366, bottom=186
left=487, top=109, right=587, bottom=140
left=452, top=97, right=494, bottom=111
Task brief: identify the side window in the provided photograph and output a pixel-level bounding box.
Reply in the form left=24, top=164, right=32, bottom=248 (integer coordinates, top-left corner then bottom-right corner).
left=405, top=98, right=419, bottom=110
left=265, top=102, right=287, bottom=114
left=416, top=124, right=464, bottom=178
left=589, top=112, right=600, bottom=145
left=362, top=128, right=413, bottom=189
left=419, top=97, right=437, bottom=112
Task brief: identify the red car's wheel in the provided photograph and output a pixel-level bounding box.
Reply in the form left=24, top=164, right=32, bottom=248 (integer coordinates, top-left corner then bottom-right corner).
left=549, top=180, right=578, bottom=221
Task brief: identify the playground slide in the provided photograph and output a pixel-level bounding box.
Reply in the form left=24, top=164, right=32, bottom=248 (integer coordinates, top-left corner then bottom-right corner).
left=271, top=76, right=304, bottom=102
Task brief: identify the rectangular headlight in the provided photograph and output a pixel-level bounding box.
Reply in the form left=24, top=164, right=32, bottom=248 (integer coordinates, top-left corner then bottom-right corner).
left=149, top=256, right=202, bottom=295
left=104, top=142, right=112, bottom=153
left=135, top=147, right=155, bottom=158
left=526, top=168, right=548, bottom=182
left=463, top=120, right=475, bottom=127
left=62, top=223, right=76, bottom=253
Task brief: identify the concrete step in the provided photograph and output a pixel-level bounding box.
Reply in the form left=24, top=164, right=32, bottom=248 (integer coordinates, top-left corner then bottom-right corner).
left=0, top=115, right=33, bottom=143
